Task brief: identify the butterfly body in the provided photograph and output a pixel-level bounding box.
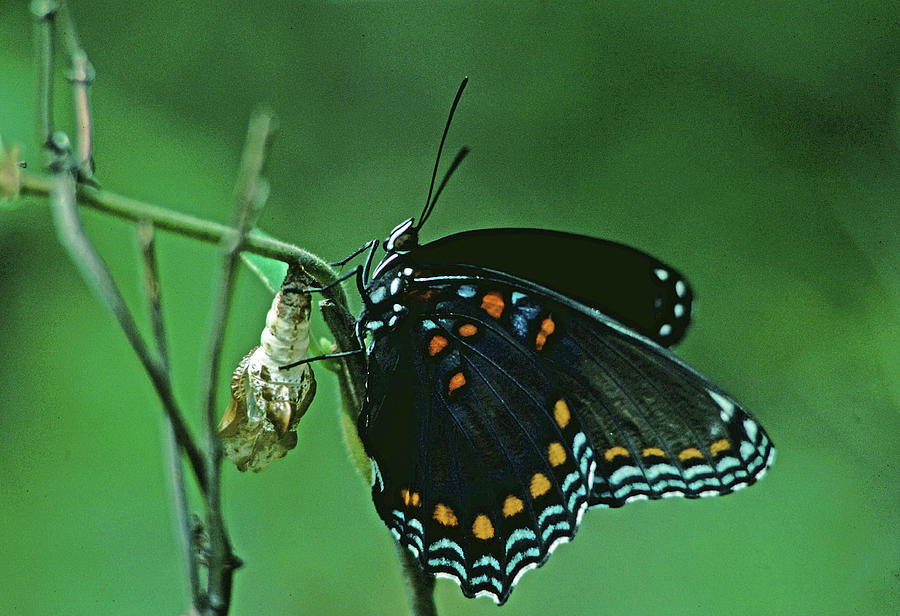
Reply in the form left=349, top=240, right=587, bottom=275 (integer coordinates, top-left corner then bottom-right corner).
left=355, top=222, right=775, bottom=604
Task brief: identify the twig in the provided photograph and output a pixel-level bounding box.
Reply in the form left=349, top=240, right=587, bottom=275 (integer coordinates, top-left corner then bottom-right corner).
left=199, top=110, right=275, bottom=615
left=18, top=171, right=344, bottom=301
left=33, top=0, right=208, bottom=493
left=28, top=2, right=433, bottom=611
left=68, top=47, right=95, bottom=180
left=139, top=221, right=202, bottom=611
left=138, top=223, right=169, bottom=365
left=30, top=0, right=57, bottom=150
left=319, top=295, right=437, bottom=616
left=46, top=153, right=209, bottom=490
left=54, top=0, right=83, bottom=57
left=50, top=0, right=95, bottom=180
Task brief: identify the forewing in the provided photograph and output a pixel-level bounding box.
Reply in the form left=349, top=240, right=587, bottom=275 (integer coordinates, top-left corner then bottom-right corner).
left=413, top=228, right=695, bottom=346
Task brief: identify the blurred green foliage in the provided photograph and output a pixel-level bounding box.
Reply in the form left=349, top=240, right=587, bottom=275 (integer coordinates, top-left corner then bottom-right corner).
left=1, top=2, right=898, bottom=615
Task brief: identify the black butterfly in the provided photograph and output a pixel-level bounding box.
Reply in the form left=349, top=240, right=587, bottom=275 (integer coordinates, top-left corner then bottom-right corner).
left=307, top=80, right=774, bottom=604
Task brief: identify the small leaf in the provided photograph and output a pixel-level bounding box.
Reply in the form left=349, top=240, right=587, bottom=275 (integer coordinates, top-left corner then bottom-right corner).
left=241, top=249, right=288, bottom=293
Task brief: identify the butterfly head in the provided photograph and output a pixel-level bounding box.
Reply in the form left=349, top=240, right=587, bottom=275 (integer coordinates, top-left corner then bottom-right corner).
left=384, top=217, right=419, bottom=254
left=370, top=217, right=420, bottom=281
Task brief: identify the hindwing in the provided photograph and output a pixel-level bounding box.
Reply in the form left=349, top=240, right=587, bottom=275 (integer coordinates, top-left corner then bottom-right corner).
left=357, top=265, right=774, bottom=604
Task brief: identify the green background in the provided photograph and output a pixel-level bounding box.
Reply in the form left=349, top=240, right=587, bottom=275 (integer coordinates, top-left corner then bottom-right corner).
left=2, top=2, right=898, bottom=615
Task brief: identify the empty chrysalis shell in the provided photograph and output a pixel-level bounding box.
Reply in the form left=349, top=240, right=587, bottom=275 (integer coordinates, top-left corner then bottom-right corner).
left=218, top=263, right=317, bottom=472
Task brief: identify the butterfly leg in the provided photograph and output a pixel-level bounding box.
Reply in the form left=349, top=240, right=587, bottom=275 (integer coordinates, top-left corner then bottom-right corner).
left=282, top=266, right=359, bottom=295
left=329, top=239, right=379, bottom=269
left=279, top=348, right=363, bottom=370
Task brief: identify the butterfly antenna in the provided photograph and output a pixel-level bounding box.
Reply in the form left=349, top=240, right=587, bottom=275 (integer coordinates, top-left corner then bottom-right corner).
left=417, top=77, right=469, bottom=231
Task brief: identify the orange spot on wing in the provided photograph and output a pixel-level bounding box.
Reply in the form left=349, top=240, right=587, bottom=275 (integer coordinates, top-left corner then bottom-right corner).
left=678, top=447, right=704, bottom=461
left=448, top=372, right=466, bottom=395
left=530, top=473, right=551, bottom=498
left=642, top=447, right=666, bottom=458
left=710, top=439, right=731, bottom=456
left=535, top=316, right=556, bottom=350
left=433, top=503, right=458, bottom=526
left=428, top=335, right=448, bottom=356
left=553, top=399, right=570, bottom=428
left=481, top=291, right=505, bottom=318
left=458, top=323, right=478, bottom=337
left=401, top=490, right=421, bottom=507
left=502, top=495, right=524, bottom=517
left=472, top=514, right=495, bottom=540
left=548, top=442, right=567, bottom=467
left=604, top=446, right=630, bottom=462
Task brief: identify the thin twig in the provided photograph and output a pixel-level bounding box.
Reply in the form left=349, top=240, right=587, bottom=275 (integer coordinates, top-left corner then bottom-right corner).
left=46, top=154, right=209, bottom=490
left=138, top=221, right=202, bottom=611
left=138, top=223, right=169, bottom=365
left=54, top=0, right=82, bottom=56
left=53, top=0, right=94, bottom=179
left=199, top=110, right=275, bottom=615
left=319, top=292, right=437, bottom=616
left=28, top=3, right=431, bottom=610
left=30, top=0, right=57, bottom=150
left=68, top=47, right=95, bottom=180
left=19, top=171, right=343, bottom=301
left=31, top=0, right=208, bottom=491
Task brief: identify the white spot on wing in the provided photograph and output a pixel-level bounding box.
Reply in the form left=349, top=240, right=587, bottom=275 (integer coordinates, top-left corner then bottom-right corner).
left=371, top=458, right=383, bottom=490
left=457, top=284, right=477, bottom=298
left=429, top=537, right=465, bottom=559
left=610, top=465, right=643, bottom=485
left=645, top=462, right=680, bottom=480
left=743, top=418, right=759, bottom=442
left=740, top=440, right=757, bottom=461
left=708, top=389, right=736, bottom=422
left=368, top=286, right=386, bottom=305
left=683, top=464, right=714, bottom=480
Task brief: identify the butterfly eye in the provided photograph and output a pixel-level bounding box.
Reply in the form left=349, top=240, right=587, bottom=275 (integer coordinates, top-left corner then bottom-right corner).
left=385, top=217, right=417, bottom=251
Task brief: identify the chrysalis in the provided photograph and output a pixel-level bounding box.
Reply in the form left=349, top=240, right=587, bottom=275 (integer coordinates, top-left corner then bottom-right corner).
left=219, top=264, right=317, bottom=471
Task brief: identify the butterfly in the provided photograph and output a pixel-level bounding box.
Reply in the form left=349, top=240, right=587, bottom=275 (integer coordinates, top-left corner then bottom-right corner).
left=307, top=79, right=774, bottom=604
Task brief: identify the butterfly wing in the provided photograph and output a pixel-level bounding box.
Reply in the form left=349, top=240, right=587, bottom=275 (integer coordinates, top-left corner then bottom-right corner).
left=358, top=264, right=774, bottom=604
left=410, top=228, right=694, bottom=347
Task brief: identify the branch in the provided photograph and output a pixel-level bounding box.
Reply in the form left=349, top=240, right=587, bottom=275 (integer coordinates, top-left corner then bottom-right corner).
left=18, top=172, right=346, bottom=301
left=26, top=2, right=432, bottom=611
left=68, top=47, right=95, bottom=180
left=139, top=222, right=203, bottom=611
left=199, top=110, right=275, bottom=615
left=46, top=154, right=209, bottom=490
left=34, top=0, right=208, bottom=494
left=30, top=0, right=56, bottom=150
left=50, top=0, right=95, bottom=180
